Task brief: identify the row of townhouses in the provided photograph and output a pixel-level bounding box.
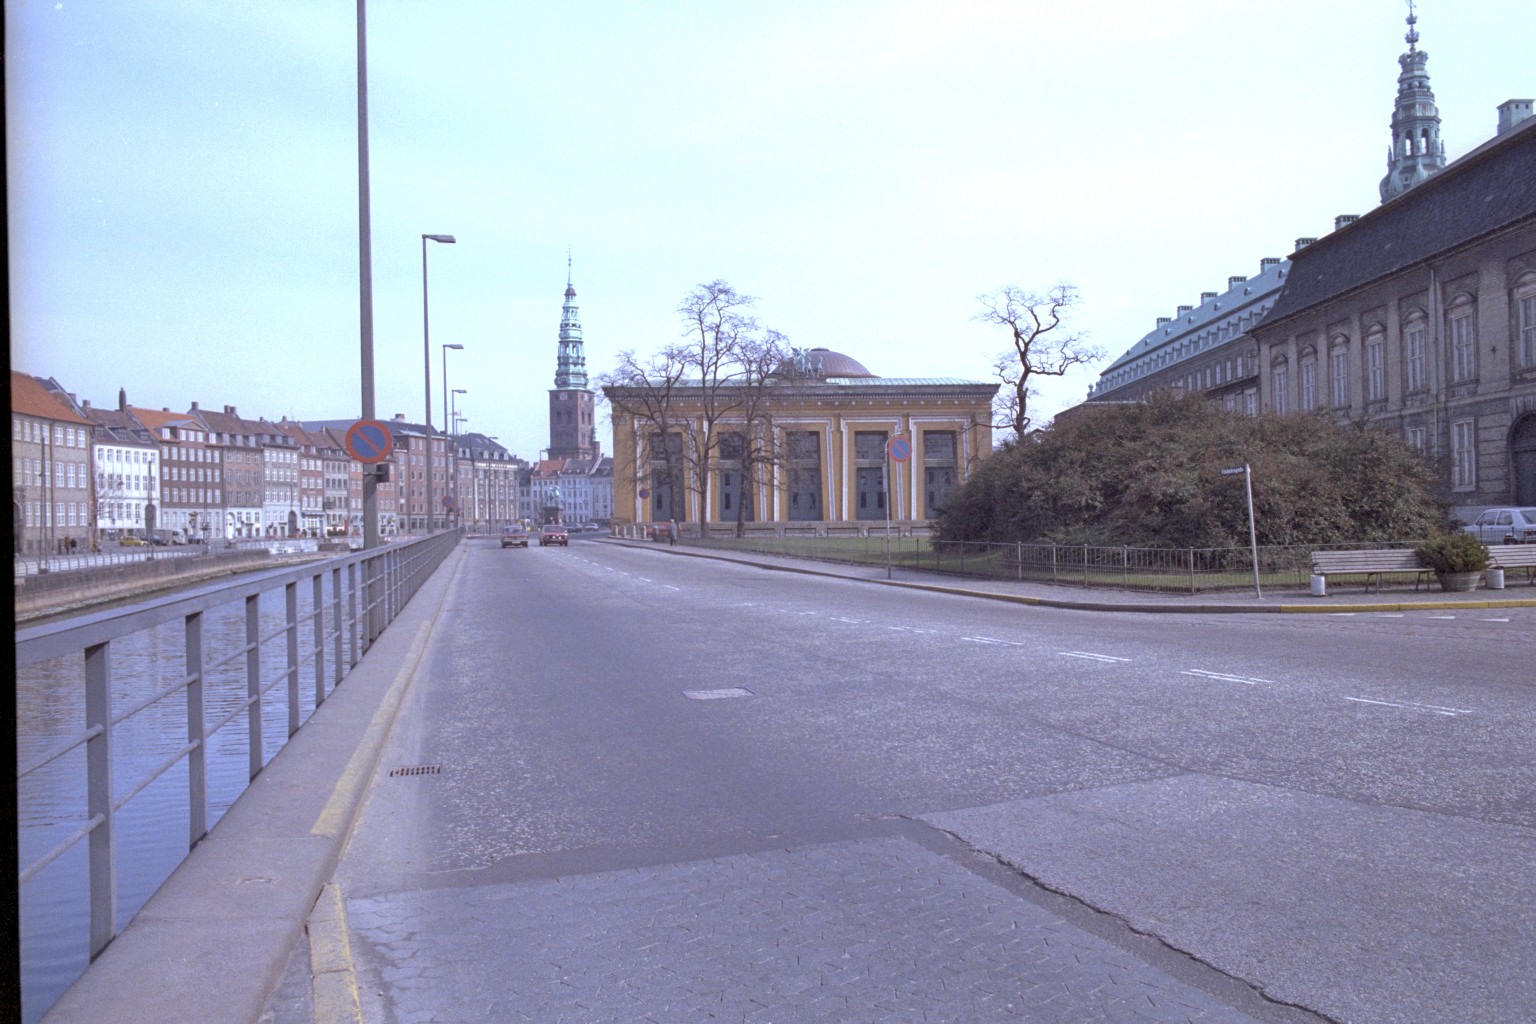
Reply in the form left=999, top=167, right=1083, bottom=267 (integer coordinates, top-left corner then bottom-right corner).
left=10, top=372, right=542, bottom=555
left=1081, top=13, right=1536, bottom=517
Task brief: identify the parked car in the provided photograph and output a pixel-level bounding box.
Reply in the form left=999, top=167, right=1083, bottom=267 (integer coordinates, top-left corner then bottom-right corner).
left=539, top=524, right=569, bottom=547
left=119, top=536, right=147, bottom=547
left=500, top=525, right=530, bottom=548
left=1462, top=507, right=1536, bottom=544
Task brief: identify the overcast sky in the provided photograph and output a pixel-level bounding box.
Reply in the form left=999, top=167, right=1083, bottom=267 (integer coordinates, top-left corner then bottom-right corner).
left=8, top=1, right=1534, bottom=460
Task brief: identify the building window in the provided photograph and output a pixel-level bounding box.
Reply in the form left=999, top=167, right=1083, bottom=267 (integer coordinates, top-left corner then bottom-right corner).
left=786, top=430, right=822, bottom=522
left=922, top=431, right=957, bottom=518
left=1403, top=315, right=1427, bottom=392
left=1451, top=419, right=1476, bottom=490
left=1299, top=352, right=1317, bottom=411
left=1405, top=426, right=1426, bottom=452
left=1365, top=332, right=1385, bottom=401
left=1329, top=344, right=1349, bottom=408
left=1518, top=286, right=1536, bottom=369
left=1272, top=361, right=1289, bottom=415
left=1448, top=298, right=1476, bottom=382
left=853, top=431, right=887, bottom=521
left=716, top=432, right=752, bottom=522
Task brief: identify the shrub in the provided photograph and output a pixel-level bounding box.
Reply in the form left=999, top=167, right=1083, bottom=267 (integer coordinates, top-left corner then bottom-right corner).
left=1415, top=532, right=1490, bottom=574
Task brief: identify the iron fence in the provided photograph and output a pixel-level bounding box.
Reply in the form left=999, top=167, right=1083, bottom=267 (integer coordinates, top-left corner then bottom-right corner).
left=15, top=530, right=460, bottom=966
left=687, top=533, right=1428, bottom=594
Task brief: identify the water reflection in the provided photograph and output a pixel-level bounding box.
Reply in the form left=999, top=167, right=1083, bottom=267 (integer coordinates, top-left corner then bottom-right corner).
left=16, top=579, right=355, bottom=1023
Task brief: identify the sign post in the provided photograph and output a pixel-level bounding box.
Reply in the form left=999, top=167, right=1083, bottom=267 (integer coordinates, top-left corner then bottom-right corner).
left=1221, top=465, right=1262, bottom=599
left=886, top=436, right=912, bottom=580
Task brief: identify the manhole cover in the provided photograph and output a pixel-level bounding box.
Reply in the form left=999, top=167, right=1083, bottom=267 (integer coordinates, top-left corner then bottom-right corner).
left=388, top=764, right=442, bottom=777
left=683, top=687, right=754, bottom=700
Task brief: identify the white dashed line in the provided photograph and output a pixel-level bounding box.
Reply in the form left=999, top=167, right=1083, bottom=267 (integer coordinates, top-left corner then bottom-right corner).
left=1060, top=651, right=1130, bottom=663
left=963, top=636, right=1028, bottom=646
left=1183, top=669, right=1269, bottom=686
left=1344, top=696, right=1473, bottom=716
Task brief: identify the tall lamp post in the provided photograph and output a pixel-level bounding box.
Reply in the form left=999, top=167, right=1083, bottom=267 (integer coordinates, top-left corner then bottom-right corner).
left=441, top=343, right=464, bottom=528
left=450, top=388, right=467, bottom=524
left=421, top=233, right=455, bottom=532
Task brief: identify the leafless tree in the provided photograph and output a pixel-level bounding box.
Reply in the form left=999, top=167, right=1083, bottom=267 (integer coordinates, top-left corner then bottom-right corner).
left=977, top=284, right=1102, bottom=440
left=598, top=281, right=789, bottom=528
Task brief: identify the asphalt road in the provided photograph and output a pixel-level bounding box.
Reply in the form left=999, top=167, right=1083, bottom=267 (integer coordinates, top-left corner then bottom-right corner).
left=324, top=536, right=1536, bottom=1024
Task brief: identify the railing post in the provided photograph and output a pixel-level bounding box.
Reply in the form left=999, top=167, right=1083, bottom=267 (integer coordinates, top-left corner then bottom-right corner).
left=1189, top=547, right=1196, bottom=595
left=1051, top=543, right=1058, bottom=583
left=332, top=564, right=346, bottom=684
left=312, top=573, right=326, bottom=708
left=185, top=611, right=207, bottom=848
left=84, top=641, right=117, bottom=959
left=1083, top=544, right=1089, bottom=587
left=245, top=593, right=262, bottom=780
left=286, top=582, right=300, bottom=737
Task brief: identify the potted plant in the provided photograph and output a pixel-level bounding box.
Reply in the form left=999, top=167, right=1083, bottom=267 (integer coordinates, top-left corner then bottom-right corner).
left=1415, top=532, right=1490, bottom=591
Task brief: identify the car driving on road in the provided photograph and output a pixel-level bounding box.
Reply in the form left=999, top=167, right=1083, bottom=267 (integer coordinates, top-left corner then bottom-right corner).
left=539, top=524, right=569, bottom=547
left=500, top=525, right=530, bottom=548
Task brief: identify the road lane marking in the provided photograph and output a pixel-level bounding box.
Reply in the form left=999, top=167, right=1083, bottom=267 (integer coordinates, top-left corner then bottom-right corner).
left=1482, top=617, right=1510, bottom=622
left=1344, top=696, right=1473, bottom=716
left=1183, top=669, right=1268, bottom=686
left=1428, top=615, right=1456, bottom=620
left=963, top=635, right=1028, bottom=646
left=1060, top=651, right=1130, bottom=663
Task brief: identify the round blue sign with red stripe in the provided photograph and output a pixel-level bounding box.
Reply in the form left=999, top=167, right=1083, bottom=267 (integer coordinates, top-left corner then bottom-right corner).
left=345, top=419, right=394, bottom=464
left=888, top=436, right=912, bottom=463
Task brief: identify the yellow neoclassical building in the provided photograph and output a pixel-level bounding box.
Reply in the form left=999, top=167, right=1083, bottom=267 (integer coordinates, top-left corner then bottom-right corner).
left=604, top=348, right=998, bottom=534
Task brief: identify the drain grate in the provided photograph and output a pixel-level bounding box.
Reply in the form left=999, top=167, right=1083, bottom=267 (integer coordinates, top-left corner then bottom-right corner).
left=388, top=764, right=442, bottom=777
left=683, top=687, right=754, bottom=700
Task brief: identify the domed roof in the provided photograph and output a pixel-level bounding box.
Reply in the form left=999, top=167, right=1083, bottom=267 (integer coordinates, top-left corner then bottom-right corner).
left=807, top=347, right=875, bottom=378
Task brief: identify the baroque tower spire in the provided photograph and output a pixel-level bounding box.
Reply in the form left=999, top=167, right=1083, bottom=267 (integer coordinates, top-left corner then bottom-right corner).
left=546, top=255, right=600, bottom=461
left=1380, top=0, right=1446, bottom=203
left=553, top=253, right=587, bottom=390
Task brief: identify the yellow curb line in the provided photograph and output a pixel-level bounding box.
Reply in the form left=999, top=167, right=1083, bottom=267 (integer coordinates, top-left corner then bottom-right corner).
left=309, top=882, right=362, bottom=1024
left=311, top=618, right=433, bottom=839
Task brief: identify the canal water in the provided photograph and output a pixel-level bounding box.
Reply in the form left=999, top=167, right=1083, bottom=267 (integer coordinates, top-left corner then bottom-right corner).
left=16, top=582, right=355, bottom=1023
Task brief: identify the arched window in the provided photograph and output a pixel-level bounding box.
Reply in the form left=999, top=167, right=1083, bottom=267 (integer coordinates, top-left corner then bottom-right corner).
left=1298, top=347, right=1318, bottom=412
left=1402, top=309, right=1428, bottom=393
left=1514, top=271, right=1536, bottom=370
left=1447, top=292, right=1477, bottom=382
left=1364, top=324, right=1386, bottom=402
left=1328, top=336, right=1350, bottom=408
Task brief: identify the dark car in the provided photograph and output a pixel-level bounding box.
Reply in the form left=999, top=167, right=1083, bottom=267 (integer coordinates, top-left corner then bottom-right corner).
left=500, top=525, right=530, bottom=548
left=539, top=524, right=569, bottom=547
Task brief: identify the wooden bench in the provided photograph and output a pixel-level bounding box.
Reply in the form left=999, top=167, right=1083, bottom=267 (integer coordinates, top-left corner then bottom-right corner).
left=1488, top=544, right=1536, bottom=584
left=1310, top=549, right=1432, bottom=591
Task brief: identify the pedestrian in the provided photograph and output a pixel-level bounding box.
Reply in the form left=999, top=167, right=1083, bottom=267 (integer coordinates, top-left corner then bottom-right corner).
left=668, top=518, right=678, bottom=546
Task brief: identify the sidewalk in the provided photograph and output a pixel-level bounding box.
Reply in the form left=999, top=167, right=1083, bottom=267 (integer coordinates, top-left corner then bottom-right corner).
left=623, top=537, right=1536, bottom=614
left=38, top=545, right=466, bottom=1024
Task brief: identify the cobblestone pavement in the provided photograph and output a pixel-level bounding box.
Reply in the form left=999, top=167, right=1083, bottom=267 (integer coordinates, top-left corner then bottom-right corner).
left=342, top=837, right=1266, bottom=1024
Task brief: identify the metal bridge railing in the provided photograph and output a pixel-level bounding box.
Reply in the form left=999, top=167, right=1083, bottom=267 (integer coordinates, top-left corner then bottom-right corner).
left=15, top=530, right=460, bottom=963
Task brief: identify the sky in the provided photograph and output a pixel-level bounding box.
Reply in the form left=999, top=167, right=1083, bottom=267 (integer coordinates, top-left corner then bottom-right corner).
left=8, top=0, right=1535, bottom=461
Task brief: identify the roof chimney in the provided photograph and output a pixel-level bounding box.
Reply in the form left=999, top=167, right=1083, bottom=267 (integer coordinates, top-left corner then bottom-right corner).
left=224, top=405, right=237, bottom=415
left=1295, top=237, right=1318, bottom=250
left=1228, top=276, right=1248, bottom=287
left=190, top=401, right=200, bottom=411
left=1156, top=317, right=1172, bottom=326
left=1177, top=305, right=1193, bottom=315
left=1260, top=257, right=1282, bottom=269
left=1200, top=292, right=1218, bottom=302
left=1498, top=99, right=1534, bottom=134
left=1334, top=214, right=1359, bottom=230
left=119, top=388, right=128, bottom=411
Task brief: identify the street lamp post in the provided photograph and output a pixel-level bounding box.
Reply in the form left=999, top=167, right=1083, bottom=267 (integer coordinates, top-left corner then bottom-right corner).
left=450, top=388, right=466, bottom=524
left=421, top=233, right=455, bottom=532
left=441, top=344, right=464, bottom=528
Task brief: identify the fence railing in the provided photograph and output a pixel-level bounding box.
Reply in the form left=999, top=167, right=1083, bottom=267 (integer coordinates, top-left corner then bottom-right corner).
left=682, top=533, right=1427, bottom=594
left=15, top=530, right=461, bottom=965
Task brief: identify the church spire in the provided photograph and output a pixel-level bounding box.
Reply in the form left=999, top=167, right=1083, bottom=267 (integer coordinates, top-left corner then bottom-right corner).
left=1380, top=1, right=1446, bottom=203
left=553, top=256, right=587, bottom=390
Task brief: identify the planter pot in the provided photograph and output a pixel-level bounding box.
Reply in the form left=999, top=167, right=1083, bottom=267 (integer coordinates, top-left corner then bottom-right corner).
left=1435, top=570, right=1481, bottom=592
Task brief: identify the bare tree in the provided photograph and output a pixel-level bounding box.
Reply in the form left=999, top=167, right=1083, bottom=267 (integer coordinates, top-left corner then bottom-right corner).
left=977, top=284, right=1102, bottom=440
left=598, top=345, right=691, bottom=523
left=598, top=281, right=789, bottom=531
left=727, top=328, right=791, bottom=536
